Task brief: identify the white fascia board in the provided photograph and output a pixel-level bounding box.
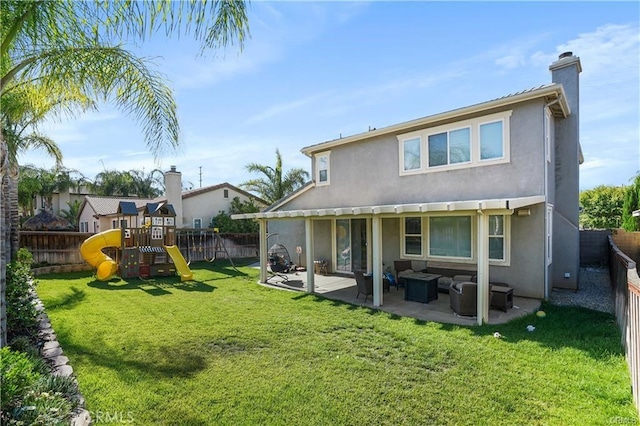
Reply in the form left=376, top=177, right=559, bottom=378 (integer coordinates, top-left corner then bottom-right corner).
left=301, top=85, right=565, bottom=156
left=373, top=205, right=396, bottom=214
left=508, top=195, right=546, bottom=210
left=450, top=201, right=481, bottom=211
left=421, top=202, right=450, bottom=212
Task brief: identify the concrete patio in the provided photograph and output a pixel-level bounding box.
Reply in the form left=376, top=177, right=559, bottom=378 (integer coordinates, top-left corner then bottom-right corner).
left=260, top=271, right=542, bottom=326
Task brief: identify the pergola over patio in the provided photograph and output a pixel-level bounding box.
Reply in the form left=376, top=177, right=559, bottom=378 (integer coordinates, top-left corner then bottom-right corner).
left=233, top=194, right=545, bottom=325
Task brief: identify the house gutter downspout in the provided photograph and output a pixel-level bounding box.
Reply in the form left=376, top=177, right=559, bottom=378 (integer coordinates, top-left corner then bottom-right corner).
left=542, top=98, right=560, bottom=299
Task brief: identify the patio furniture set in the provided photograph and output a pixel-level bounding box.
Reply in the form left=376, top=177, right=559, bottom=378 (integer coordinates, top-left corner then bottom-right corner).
left=354, top=260, right=514, bottom=317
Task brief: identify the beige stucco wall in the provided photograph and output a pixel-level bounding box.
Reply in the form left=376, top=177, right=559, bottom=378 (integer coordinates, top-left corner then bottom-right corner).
left=182, top=186, right=256, bottom=228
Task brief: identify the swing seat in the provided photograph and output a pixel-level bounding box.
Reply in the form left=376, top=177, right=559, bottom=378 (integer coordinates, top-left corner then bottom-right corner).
left=266, top=255, right=291, bottom=283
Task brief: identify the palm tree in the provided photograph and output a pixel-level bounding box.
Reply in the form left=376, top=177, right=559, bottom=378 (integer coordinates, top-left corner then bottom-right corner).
left=92, top=169, right=135, bottom=196
left=241, top=149, right=310, bottom=205
left=129, top=169, right=165, bottom=198
left=59, top=200, right=82, bottom=230
left=0, top=0, right=250, bottom=346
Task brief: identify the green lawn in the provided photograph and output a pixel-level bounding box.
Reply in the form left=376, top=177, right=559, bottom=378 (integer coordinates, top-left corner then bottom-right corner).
left=36, top=261, right=638, bottom=425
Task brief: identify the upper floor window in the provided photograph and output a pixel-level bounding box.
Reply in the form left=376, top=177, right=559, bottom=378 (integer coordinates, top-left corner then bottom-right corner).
left=316, top=151, right=330, bottom=186
left=428, top=127, right=471, bottom=167
left=224, top=189, right=229, bottom=198
left=398, top=110, right=511, bottom=175
left=479, top=121, right=504, bottom=160
left=403, top=137, right=421, bottom=172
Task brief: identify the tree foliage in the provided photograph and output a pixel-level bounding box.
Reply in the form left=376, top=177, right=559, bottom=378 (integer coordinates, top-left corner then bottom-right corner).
left=241, top=149, right=309, bottom=205
left=59, top=200, right=81, bottom=230
left=622, top=172, right=640, bottom=231
left=211, top=197, right=259, bottom=233
left=579, top=185, right=625, bottom=229
left=17, top=165, right=85, bottom=217
left=91, top=168, right=164, bottom=197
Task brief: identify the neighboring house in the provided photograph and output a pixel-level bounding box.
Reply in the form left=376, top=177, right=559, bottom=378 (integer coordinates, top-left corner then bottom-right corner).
left=33, top=186, right=92, bottom=217
left=78, top=166, right=266, bottom=233
left=78, top=196, right=155, bottom=234
left=234, top=52, right=583, bottom=325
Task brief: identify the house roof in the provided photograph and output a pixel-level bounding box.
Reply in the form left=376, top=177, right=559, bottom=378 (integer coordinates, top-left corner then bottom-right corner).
left=23, top=210, right=73, bottom=230
left=232, top=195, right=546, bottom=220
left=81, top=196, right=156, bottom=217
left=301, top=83, right=569, bottom=156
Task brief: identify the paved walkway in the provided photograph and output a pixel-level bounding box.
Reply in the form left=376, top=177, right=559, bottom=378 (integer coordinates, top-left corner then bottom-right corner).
left=260, top=271, right=541, bottom=326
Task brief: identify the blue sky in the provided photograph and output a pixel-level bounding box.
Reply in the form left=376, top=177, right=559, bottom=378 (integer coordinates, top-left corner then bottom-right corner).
left=22, top=1, right=640, bottom=191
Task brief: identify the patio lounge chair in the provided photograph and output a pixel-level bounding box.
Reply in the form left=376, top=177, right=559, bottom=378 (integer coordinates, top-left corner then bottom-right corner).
left=354, top=270, right=373, bottom=302
left=393, top=260, right=413, bottom=290
left=449, top=281, right=477, bottom=316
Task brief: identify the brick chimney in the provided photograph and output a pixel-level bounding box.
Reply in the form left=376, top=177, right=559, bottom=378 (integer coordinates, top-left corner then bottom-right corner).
left=164, top=165, right=183, bottom=228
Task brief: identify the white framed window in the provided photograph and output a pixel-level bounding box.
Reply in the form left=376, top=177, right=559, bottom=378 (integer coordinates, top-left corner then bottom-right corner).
left=427, top=126, right=471, bottom=167
left=401, top=137, right=422, bottom=172
left=545, top=109, right=552, bottom=163
left=401, top=217, right=423, bottom=257
left=151, top=226, right=163, bottom=240
left=193, top=218, right=202, bottom=229
left=398, top=110, right=511, bottom=175
left=428, top=216, right=473, bottom=260
left=546, top=205, right=553, bottom=266
left=488, top=215, right=508, bottom=262
left=479, top=120, right=504, bottom=160
left=224, top=189, right=229, bottom=198
left=316, top=151, right=330, bottom=186
left=398, top=213, right=510, bottom=265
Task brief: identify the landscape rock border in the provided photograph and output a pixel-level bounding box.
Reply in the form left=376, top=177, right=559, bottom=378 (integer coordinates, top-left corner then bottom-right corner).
left=34, top=294, right=91, bottom=425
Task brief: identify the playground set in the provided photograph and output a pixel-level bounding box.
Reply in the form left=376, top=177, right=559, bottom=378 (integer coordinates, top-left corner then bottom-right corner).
left=80, top=201, right=194, bottom=282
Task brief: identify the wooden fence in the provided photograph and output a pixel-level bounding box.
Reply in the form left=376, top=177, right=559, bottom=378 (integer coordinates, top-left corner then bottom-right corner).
left=20, top=231, right=92, bottom=265
left=608, top=236, right=640, bottom=414
left=19, top=230, right=259, bottom=266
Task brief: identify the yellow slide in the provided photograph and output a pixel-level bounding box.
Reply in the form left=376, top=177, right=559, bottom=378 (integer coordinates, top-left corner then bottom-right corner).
left=80, top=229, right=121, bottom=281
left=165, top=245, right=194, bottom=282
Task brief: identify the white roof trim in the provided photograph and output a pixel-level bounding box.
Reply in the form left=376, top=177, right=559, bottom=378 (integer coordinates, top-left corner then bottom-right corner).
left=301, top=84, right=567, bottom=156
left=231, top=195, right=546, bottom=220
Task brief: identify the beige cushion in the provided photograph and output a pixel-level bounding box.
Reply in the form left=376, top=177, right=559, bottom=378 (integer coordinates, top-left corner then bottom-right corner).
left=438, top=276, right=453, bottom=286
left=453, top=275, right=472, bottom=282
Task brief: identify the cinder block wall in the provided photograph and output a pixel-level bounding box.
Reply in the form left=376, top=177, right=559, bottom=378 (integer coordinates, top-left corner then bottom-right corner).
left=580, top=230, right=611, bottom=266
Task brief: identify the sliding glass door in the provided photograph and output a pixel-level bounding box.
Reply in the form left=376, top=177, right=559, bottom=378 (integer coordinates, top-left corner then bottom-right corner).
left=335, top=219, right=368, bottom=273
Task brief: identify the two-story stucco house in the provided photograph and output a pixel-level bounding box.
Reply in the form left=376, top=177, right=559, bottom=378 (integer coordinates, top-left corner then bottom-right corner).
left=78, top=166, right=266, bottom=233
left=234, top=52, right=583, bottom=325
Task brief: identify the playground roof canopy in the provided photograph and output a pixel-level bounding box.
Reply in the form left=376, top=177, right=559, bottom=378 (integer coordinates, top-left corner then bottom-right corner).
left=117, top=201, right=139, bottom=216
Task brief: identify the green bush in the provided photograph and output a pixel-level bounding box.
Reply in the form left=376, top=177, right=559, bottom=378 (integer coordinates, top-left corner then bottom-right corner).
left=0, top=347, right=40, bottom=412
left=6, top=250, right=38, bottom=341
left=10, top=389, right=73, bottom=426
left=1, top=348, right=77, bottom=425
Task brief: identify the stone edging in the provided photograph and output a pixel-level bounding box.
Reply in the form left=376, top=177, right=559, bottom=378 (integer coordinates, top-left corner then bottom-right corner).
left=34, top=295, right=91, bottom=425
left=32, top=264, right=93, bottom=276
